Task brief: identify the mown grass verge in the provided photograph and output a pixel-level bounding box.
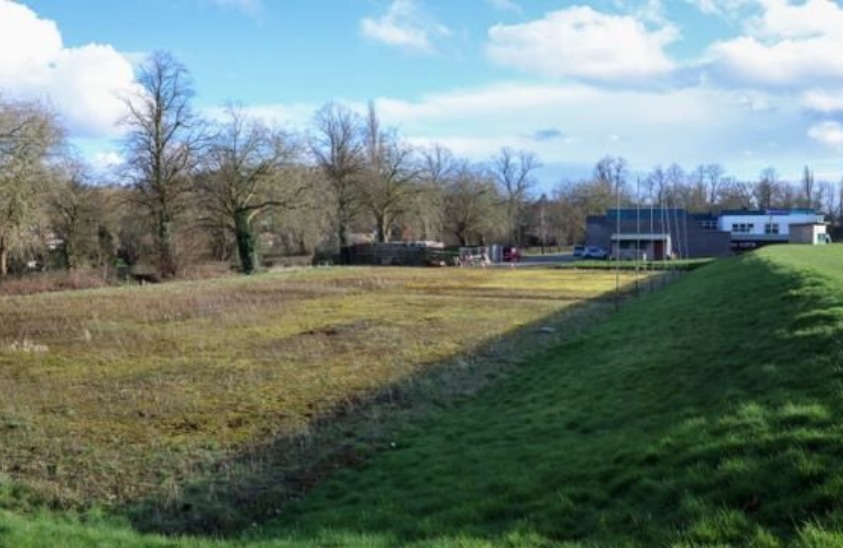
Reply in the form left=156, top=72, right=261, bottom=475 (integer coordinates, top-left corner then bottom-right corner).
left=0, top=266, right=641, bottom=540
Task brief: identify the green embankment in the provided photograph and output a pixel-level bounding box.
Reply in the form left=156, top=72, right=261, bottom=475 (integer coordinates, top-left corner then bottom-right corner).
left=4, top=245, right=843, bottom=546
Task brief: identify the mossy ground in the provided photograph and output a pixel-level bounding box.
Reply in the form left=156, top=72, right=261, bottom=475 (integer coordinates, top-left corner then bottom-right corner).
left=0, top=266, right=635, bottom=538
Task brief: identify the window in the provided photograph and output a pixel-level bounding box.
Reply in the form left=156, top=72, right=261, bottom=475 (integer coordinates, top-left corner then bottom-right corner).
left=764, top=223, right=779, bottom=235
left=731, top=223, right=754, bottom=234
left=700, top=220, right=717, bottom=231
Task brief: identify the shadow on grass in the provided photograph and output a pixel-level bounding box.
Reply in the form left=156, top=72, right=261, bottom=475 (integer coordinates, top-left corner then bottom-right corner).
left=119, top=272, right=670, bottom=538
left=226, top=251, right=843, bottom=546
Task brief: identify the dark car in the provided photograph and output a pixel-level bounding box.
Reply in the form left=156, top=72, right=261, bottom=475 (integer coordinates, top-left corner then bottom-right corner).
left=502, top=246, right=521, bottom=262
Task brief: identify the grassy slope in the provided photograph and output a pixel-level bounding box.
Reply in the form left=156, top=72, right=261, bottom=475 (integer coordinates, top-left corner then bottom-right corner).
left=4, top=246, right=843, bottom=545
left=258, top=245, right=843, bottom=546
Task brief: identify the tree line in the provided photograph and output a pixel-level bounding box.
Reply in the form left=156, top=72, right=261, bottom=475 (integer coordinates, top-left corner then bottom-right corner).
left=1, top=51, right=841, bottom=279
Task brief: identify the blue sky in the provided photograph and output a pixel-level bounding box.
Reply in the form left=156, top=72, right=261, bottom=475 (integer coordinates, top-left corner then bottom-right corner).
left=2, top=0, right=843, bottom=190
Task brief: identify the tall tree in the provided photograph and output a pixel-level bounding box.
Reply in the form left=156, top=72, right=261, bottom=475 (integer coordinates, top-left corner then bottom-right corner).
left=360, top=102, right=419, bottom=242
left=407, top=144, right=457, bottom=241
left=695, top=163, right=724, bottom=208
left=802, top=165, right=815, bottom=209
left=49, top=156, right=105, bottom=270
left=718, top=177, right=754, bottom=210
left=492, top=147, right=540, bottom=245
left=199, top=107, right=304, bottom=274
left=310, top=102, right=365, bottom=258
left=0, top=97, right=61, bottom=276
left=444, top=162, right=502, bottom=245
left=754, top=167, right=780, bottom=210
left=122, top=51, right=205, bottom=278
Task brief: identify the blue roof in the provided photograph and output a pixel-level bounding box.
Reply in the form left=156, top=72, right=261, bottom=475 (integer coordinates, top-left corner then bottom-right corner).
left=720, top=209, right=817, bottom=216
left=606, top=208, right=686, bottom=221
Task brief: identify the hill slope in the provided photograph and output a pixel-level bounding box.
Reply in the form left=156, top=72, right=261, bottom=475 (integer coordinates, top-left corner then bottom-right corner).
left=4, top=246, right=843, bottom=546
left=262, top=246, right=843, bottom=546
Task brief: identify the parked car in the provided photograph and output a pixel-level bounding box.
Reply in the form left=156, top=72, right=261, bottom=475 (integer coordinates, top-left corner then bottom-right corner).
left=573, top=245, right=586, bottom=258
left=502, top=246, right=521, bottom=262
left=582, top=246, right=608, bottom=259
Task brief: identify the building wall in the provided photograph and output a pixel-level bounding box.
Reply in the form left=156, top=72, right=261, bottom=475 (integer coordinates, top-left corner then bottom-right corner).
left=789, top=224, right=828, bottom=245
left=585, top=214, right=731, bottom=258
left=719, top=212, right=822, bottom=236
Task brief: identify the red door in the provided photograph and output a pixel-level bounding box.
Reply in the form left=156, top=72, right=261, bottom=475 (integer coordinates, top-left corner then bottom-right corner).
left=653, top=240, right=664, bottom=260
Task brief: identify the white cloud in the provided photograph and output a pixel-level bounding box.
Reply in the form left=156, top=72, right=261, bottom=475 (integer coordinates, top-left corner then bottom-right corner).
left=808, top=121, right=843, bottom=149
left=369, top=82, right=813, bottom=174
left=485, top=0, right=522, bottom=13
left=90, top=150, right=123, bottom=172
left=485, top=7, right=679, bottom=82
left=746, top=0, right=843, bottom=40
left=204, top=102, right=317, bottom=128
left=360, top=0, right=451, bottom=54
left=803, top=89, right=843, bottom=114
left=687, top=0, right=755, bottom=16
left=707, top=35, right=843, bottom=87
left=208, top=0, right=262, bottom=15
left=704, top=0, right=843, bottom=88
left=0, top=0, right=136, bottom=138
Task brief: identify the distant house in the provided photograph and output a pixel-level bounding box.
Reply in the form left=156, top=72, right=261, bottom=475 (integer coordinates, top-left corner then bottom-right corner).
left=789, top=222, right=831, bottom=245
left=585, top=208, right=827, bottom=259
left=586, top=208, right=731, bottom=259
left=718, top=209, right=825, bottom=251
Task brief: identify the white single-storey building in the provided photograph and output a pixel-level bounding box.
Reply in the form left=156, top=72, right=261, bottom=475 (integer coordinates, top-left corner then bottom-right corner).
left=718, top=209, right=825, bottom=250
left=789, top=223, right=831, bottom=245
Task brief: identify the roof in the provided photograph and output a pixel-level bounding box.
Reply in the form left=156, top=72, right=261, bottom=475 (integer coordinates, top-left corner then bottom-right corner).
left=720, top=209, right=818, bottom=217
left=610, top=233, right=670, bottom=241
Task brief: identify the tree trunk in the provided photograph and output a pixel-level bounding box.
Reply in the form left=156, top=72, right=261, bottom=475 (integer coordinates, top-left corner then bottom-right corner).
left=338, top=219, right=351, bottom=264
left=234, top=209, right=258, bottom=274
left=158, top=214, right=177, bottom=279
left=376, top=213, right=389, bottom=243
left=0, top=235, right=7, bottom=277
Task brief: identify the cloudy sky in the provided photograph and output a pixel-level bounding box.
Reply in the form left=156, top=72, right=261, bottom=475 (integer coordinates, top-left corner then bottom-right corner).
left=3, top=0, right=843, bottom=188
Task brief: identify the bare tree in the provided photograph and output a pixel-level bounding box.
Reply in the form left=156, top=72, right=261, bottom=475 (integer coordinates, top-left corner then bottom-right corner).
left=198, top=107, right=305, bottom=274
left=122, top=51, right=205, bottom=278
left=492, top=147, right=540, bottom=245
left=645, top=165, right=668, bottom=205
left=49, top=156, right=107, bottom=270
left=360, top=102, right=420, bottom=242
left=310, top=102, right=365, bottom=259
left=407, top=144, right=458, bottom=241
left=444, top=162, right=502, bottom=245
left=718, top=177, right=754, bottom=210
left=819, top=180, right=836, bottom=217
left=694, top=163, right=724, bottom=207
left=754, top=167, right=780, bottom=210
left=0, top=97, right=62, bottom=276
left=802, top=165, right=815, bottom=209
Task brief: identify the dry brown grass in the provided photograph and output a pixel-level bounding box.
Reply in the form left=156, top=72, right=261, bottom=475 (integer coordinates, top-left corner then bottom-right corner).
left=0, top=266, right=649, bottom=533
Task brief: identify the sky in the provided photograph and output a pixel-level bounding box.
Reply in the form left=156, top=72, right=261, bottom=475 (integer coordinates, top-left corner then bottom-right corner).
left=2, top=0, right=843, bottom=190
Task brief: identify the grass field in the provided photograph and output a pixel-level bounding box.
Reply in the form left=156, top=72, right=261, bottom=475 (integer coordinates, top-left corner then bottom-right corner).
left=5, top=245, right=843, bottom=546
left=0, top=266, right=638, bottom=539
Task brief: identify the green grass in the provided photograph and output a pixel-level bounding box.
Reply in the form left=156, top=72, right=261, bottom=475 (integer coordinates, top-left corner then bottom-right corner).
left=0, top=266, right=637, bottom=539
left=6, top=245, right=843, bottom=546
left=254, top=245, right=843, bottom=546
left=561, top=258, right=715, bottom=271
